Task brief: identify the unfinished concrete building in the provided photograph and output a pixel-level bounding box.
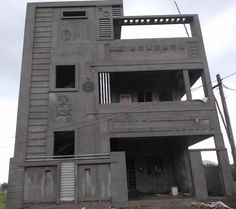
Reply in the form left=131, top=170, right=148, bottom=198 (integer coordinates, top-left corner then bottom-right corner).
left=7, top=0, right=234, bottom=208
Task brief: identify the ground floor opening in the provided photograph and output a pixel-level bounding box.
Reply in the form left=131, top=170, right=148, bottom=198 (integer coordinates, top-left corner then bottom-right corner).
left=110, top=136, right=192, bottom=199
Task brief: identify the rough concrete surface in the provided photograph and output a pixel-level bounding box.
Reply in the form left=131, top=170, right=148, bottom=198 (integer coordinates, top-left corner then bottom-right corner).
left=22, top=196, right=236, bottom=209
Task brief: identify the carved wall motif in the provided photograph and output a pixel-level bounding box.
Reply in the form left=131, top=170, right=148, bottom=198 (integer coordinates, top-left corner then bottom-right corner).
left=55, top=95, right=73, bottom=120
left=61, top=28, right=72, bottom=41
left=110, top=111, right=212, bottom=134
left=108, top=42, right=186, bottom=53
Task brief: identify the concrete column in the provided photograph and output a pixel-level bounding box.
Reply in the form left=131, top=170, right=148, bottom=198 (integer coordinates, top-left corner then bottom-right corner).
left=214, top=133, right=234, bottom=195
left=217, top=149, right=235, bottom=195
left=183, top=70, right=192, bottom=100
left=189, top=151, right=208, bottom=199
left=6, top=159, right=24, bottom=209
left=110, top=152, right=128, bottom=203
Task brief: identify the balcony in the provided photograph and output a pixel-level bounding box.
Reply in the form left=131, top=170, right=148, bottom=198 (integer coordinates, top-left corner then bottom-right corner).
left=95, top=68, right=215, bottom=137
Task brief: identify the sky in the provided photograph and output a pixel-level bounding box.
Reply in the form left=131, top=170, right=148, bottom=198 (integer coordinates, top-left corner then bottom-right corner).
left=0, top=0, right=236, bottom=183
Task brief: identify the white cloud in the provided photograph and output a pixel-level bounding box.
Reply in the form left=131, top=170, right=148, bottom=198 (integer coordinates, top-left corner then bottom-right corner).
left=203, top=6, right=236, bottom=59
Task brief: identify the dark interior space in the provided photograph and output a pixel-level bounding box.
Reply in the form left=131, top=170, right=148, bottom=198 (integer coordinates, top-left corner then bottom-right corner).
left=110, top=136, right=191, bottom=199
left=110, top=70, right=183, bottom=103
left=54, top=131, right=75, bottom=157
left=99, top=69, right=205, bottom=104
left=56, top=65, right=75, bottom=88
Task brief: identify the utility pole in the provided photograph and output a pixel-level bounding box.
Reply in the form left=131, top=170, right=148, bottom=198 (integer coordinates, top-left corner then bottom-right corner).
left=216, top=74, right=236, bottom=166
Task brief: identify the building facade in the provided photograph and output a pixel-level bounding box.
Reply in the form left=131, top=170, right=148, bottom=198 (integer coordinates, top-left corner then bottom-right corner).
left=7, top=1, right=234, bottom=208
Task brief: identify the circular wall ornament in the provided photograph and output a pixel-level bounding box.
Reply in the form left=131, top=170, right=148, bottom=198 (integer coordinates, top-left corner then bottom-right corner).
left=103, top=11, right=110, bottom=17
left=82, top=80, right=95, bottom=92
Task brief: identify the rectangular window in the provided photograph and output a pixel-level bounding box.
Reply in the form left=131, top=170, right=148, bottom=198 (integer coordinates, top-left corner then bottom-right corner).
left=62, top=11, right=87, bottom=19
left=54, top=131, right=75, bottom=157
left=137, top=92, right=152, bottom=102
left=56, top=65, right=75, bottom=88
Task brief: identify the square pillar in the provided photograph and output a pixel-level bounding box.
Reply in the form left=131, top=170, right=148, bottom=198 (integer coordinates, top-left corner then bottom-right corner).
left=189, top=151, right=208, bottom=199
left=111, top=152, right=128, bottom=203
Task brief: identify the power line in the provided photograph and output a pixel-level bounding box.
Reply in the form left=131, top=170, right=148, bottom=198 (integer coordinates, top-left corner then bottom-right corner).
left=0, top=101, right=161, bottom=148
left=223, top=84, right=236, bottom=92
left=0, top=71, right=236, bottom=149
left=222, top=72, right=236, bottom=81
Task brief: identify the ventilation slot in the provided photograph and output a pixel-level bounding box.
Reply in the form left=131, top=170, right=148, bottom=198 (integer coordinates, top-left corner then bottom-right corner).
left=99, top=72, right=111, bottom=104
left=60, top=162, right=75, bottom=201
left=99, top=18, right=112, bottom=38
left=112, top=6, right=121, bottom=16
left=62, top=11, right=87, bottom=19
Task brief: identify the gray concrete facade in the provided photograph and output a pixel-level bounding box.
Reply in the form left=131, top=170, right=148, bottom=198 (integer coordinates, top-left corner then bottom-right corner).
left=7, top=1, right=234, bottom=208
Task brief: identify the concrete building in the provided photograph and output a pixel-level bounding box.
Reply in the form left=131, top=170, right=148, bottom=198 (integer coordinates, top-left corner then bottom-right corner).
left=7, top=0, right=234, bottom=208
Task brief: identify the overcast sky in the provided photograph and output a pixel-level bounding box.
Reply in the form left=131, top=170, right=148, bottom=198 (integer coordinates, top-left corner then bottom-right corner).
left=0, top=0, right=236, bottom=183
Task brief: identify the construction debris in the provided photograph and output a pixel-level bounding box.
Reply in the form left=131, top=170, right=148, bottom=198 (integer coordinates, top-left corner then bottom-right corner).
left=187, top=201, right=230, bottom=209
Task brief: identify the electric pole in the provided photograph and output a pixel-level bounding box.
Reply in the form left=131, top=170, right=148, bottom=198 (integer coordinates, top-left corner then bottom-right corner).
left=216, top=74, right=236, bottom=166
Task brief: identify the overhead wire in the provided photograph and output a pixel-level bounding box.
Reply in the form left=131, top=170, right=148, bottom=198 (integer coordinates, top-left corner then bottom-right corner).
left=223, top=84, right=236, bottom=92
left=0, top=71, right=236, bottom=149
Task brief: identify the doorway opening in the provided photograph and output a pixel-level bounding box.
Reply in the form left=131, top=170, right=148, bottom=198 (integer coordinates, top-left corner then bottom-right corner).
left=110, top=136, right=191, bottom=199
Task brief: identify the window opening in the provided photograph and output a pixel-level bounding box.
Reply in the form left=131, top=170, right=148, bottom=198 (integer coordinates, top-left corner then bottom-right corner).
left=54, top=131, right=75, bottom=157
left=137, top=92, right=152, bottom=102
left=56, top=65, right=75, bottom=88
left=62, top=11, right=87, bottom=18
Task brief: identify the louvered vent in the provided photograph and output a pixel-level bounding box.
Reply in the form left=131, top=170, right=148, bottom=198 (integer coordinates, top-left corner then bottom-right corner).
left=99, top=18, right=112, bottom=38
left=60, top=162, right=75, bottom=201
left=112, top=6, right=121, bottom=16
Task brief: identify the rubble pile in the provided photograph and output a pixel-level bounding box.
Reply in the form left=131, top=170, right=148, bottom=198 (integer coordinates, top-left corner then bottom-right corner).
left=186, top=201, right=231, bottom=209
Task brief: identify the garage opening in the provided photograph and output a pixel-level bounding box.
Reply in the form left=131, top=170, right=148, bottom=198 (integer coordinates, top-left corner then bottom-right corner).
left=110, top=136, right=191, bottom=199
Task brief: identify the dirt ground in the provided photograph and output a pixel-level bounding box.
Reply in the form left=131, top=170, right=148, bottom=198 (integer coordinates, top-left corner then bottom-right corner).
left=23, top=195, right=236, bottom=209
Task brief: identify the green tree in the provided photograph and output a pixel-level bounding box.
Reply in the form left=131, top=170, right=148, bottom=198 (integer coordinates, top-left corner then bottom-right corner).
left=0, top=183, right=7, bottom=192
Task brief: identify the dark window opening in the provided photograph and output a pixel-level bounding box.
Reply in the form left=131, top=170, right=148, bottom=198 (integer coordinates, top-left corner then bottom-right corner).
left=56, top=65, right=75, bottom=88
left=63, top=11, right=87, bottom=18
left=137, top=92, right=152, bottom=102
left=54, top=131, right=75, bottom=157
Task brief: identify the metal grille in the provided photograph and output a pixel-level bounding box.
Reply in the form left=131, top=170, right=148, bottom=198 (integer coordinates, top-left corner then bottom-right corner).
left=99, top=18, right=111, bottom=38
left=127, top=157, right=136, bottom=190
left=99, top=72, right=111, bottom=104
left=60, top=162, right=75, bottom=201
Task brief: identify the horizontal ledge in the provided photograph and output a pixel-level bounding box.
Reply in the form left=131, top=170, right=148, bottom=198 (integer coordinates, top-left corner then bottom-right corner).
left=188, top=148, right=227, bottom=152
left=26, top=153, right=110, bottom=159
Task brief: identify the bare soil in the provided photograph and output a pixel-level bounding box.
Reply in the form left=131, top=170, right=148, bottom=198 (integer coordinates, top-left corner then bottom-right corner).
left=23, top=196, right=236, bottom=209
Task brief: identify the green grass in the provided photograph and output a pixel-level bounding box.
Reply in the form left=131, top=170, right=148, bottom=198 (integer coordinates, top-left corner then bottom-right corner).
left=0, top=191, right=6, bottom=209
left=234, top=181, right=236, bottom=193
